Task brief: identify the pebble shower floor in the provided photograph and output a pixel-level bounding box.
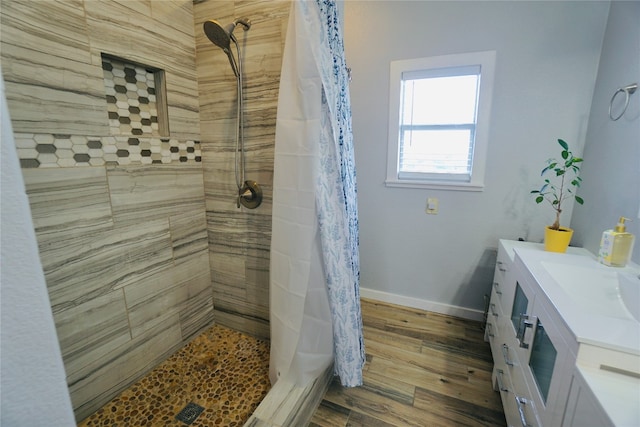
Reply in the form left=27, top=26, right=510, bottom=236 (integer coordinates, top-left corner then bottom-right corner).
left=78, top=325, right=270, bottom=426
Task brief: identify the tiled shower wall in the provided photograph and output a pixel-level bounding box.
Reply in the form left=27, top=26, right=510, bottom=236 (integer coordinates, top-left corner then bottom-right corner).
left=193, top=1, right=291, bottom=339
left=1, top=0, right=211, bottom=421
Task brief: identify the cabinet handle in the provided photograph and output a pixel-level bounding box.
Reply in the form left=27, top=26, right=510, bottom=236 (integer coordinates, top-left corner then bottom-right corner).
left=520, top=320, right=534, bottom=349
left=515, top=395, right=533, bottom=427
left=490, top=303, right=499, bottom=317
left=486, top=322, right=495, bottom=338
left=497, top=261, right=507, bottom=272
left=496, top=369, right=508, bottom=392
left=501, top=344, right=514, bottom=366
left=515, top=314, right=526, bottom=341
left=516, top=314, right=535, bottom=349
left=493, top=282, right=502, bottom=295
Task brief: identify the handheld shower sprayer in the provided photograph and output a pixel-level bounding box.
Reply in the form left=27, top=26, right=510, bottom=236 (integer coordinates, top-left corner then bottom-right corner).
left=203, top=17, right=262, bottom=209
left=203, top=17, right=251, bottom=50
left=203, top=18, right=251, bottom=78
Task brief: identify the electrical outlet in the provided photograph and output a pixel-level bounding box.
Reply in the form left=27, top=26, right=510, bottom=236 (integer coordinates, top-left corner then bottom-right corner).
left=426, top=197, right=439, bottom=214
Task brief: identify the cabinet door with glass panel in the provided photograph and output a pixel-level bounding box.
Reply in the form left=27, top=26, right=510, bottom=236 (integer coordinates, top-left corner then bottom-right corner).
left=511, top=258, right=576, bottom=427
left=503, top=274, right=542, bottom=426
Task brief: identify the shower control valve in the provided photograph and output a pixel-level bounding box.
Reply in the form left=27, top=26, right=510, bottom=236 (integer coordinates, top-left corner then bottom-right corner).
left=238, top=180, right=262, bottom=209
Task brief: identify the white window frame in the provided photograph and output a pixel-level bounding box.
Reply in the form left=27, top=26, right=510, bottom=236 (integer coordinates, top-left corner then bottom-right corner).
left=386, top=50, right=496, bottom=191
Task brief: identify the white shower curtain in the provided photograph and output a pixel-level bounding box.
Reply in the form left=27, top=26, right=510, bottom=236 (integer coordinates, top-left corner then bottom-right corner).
left=269, top=0, right=364, bottom=388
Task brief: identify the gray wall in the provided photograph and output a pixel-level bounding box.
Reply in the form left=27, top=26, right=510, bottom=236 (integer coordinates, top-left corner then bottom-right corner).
left=571, top=1, right=640, bottom=264
left=344, top=1, right=610, bottom=316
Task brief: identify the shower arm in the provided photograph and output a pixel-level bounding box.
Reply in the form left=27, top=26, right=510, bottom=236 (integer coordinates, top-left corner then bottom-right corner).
left=233, top=18, right=251, bottom=32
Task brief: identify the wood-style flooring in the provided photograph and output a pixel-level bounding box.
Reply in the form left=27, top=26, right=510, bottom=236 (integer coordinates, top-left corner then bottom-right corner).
left=309, top=298, right=506, bottom=427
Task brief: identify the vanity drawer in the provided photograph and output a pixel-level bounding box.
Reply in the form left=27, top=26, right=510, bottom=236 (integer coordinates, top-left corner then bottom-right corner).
left=501, top=343, right=541, bottom=427
left=494, top=358, right=540, bottom=427
left=494, top=239, right=519, bottom=312
left=486, top=301, right=514, bottom=363
left=485, top=319, right=502, bottom=364
left=487, top=291, right=504, bottom=332
left=489, top=281, right=504, bottom=316
left=495, top=246, right=510, bottom=276
left=485, top=276, right=505, bottom=342
left=492, top=259, right=508, bottom=307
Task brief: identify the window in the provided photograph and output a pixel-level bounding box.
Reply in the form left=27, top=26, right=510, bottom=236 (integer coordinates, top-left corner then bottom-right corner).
left=386, top=51, right=496, bottom=190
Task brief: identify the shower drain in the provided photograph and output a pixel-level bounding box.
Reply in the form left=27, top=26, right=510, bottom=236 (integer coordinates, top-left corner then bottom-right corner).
left=175, top=402, right=204, bottom=425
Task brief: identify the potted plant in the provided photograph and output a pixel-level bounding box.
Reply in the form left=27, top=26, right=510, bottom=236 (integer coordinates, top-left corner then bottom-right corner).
left=531, top=138, right=585, bottom=252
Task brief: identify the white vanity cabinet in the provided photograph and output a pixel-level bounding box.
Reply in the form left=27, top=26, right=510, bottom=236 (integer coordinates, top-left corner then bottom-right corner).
left=487, top=240, right=640, bottom=426
left=485, top=240, right=592, bottom=427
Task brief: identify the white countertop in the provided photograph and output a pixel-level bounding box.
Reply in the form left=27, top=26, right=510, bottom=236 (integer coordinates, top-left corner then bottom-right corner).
left=513, top=246, right=640, bottom=356
left=500, top=239, right=590, bottom=262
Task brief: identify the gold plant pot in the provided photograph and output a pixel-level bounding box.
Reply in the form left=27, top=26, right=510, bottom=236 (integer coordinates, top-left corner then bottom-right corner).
left=544, top=226, right=574, bottom=253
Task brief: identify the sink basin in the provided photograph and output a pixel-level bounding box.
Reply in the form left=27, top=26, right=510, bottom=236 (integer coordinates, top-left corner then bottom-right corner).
left=541, top=261, right=640, bottom=322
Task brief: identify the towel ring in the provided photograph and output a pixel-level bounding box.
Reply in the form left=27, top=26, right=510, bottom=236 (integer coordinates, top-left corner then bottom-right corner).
left=609, top=83, right=637, bottom=121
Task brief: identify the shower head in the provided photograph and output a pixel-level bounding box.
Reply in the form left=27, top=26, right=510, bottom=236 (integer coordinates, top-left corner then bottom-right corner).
left=203, top=18, right=251, bottom=78
left=204, top=19, right=231, bottom=51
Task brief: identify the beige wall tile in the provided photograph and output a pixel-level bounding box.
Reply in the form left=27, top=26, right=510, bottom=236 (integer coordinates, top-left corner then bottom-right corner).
left=0, top=0, right=90, bottom=63
left=212, top=310, right=269, bottom=340
left=151, top=1, right=195, bottom=37
left=107, top=164, right=205, bottom=225
left=0, top=0, right=108, bottom=134
left=169, top=210, right=208, bottom=263
left=180, top=291, right=215, bottom=341
left=69, top=321, right=183, bottom=422
left=41, top=218, right=174, bottom=313
left=22, top=167, right=113, bottom=234
left=54, top=290, right=131, bottom=377
left=124, top=252, right=211, bottom=339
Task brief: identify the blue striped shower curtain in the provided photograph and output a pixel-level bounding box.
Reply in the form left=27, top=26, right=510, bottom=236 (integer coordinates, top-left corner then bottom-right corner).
left=269, top=0, right=364, bottom=388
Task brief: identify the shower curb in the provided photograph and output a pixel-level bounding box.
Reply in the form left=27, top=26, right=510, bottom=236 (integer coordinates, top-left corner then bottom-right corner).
left=244, top=363, right=334, bottom=427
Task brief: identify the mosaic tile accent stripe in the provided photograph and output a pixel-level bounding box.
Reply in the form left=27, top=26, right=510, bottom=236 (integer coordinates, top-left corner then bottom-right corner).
left=15, top=133, right=201, bottom=168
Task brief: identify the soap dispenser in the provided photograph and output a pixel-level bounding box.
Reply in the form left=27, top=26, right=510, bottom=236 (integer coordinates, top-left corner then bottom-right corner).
left=598, top=217, right=635, bottom=267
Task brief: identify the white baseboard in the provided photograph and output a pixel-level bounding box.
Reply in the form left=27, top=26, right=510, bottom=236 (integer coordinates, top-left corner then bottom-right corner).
left=360, top=287, right=485, bottom=322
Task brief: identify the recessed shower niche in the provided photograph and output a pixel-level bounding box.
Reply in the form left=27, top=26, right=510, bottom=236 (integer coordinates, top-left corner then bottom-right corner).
left=101, top=54, right=169, bottom=137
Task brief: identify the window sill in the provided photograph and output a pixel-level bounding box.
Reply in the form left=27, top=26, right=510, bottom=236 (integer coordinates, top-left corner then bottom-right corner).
left=384, top=179, right=484, bottom=192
